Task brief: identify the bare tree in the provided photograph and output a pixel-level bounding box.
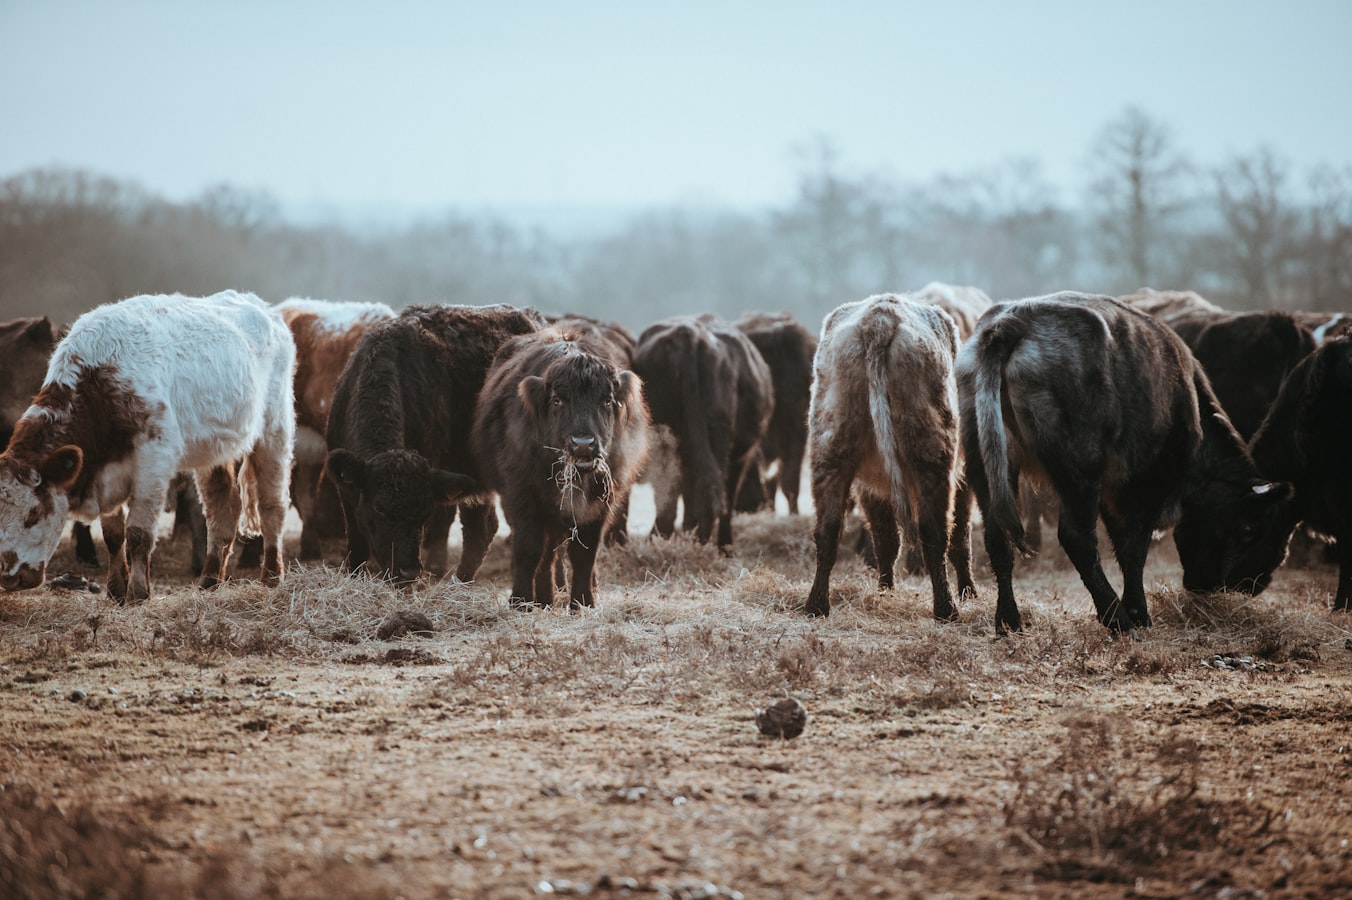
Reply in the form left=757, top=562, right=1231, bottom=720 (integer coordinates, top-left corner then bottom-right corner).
left=1299, top=164, right=1352, bottom=310
left=1213, top=148, right=1298, bottom=307
left=1085, top=107, right=1194, bottom=291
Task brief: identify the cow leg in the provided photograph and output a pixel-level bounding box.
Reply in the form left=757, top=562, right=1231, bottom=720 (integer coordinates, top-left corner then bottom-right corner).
left=1103, top=507, right=1155, bottom=629
left=121, top=483, right=165, bottom=603
left=293, top=462, right=323, bottom=560
left=718, top=451, right=755, bottom=551
left=567, top=520, right=605, bottom=609
left=950, top=480, right=976, bottom=600
left=454, top=503, right=498, bottom=583
left=335, top=486, right=369, bottom=574
left=1334, top=536, right=1352, bottom=612
left=196, top=464, right=242, bottom=589
left=421, top=505, right=455, bottom=578
left=965, top=443, right=1022, bottom=633
left=246, top=442, right=291, bottom=587
left=857, top=490, right=899, bottom=592
left=805, top=458, right=856, bottom=618
left=73, top=522, right=99, bottom=567
left=910, top=468, right=957, bottom=623
left=605, top=489, right=631, bottom=546
left=509, top=520, right=547, bottom=608
left=781, top=446, right=805, bottom=516
left=101, top=509, right=129, bottom=603
left=1055, top=492, right=1127, bottom=631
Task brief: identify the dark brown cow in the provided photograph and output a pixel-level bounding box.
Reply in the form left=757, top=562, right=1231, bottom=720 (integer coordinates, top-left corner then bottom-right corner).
left=471, top=327, right=649, bottom=608
left=325, top=303, right=543, bottom=583
left=277, top=298, right=396, bottom=559
left=1248, top=336, right=1352, bottom=609
left=805, top=294, right=969, bottom=620
left=547, top=313, right=640, bottom=545
left=1167, top=309, right=1317, bottom=440
left=959, top=292, right=1295, bottom=634
left=733, top=311, right=817, bottom=515
left=633, top=314, right=772, bottom=550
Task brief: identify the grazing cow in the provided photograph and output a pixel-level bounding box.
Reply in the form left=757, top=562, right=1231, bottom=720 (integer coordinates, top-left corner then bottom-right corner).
left=1167, top=309, right=1317, bottom=440
left=1292, top=311, right=1352, bottom=345
left=471, top=327, right=649, bottom=608
left=0, top=316, right=100, bottom=566
left=633, top=314, right=773, bottom=550
left=733, top=311, right=817, bottom=515
left=958, top=292, right=1295, bottom=634
left=1117, top=287, right=1225, bottom=324
left=324, top=303, right=544, bottom=583
left=0, top=291, right=295, bottom=601
left=1248, top=336, right=1352, bottom=610
left=805, top=294, right=968, bottom=620
left=910, top=281, right=994, bottom=341
left=277, top=298, right=396, bottom=559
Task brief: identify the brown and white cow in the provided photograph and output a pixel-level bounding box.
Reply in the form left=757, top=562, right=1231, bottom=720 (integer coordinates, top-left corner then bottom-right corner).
left=324, top=303, right=544, bottom=583
left=733, top=311, right=817, bottom=515
left=959, top=292, right=1295, bottom=634
left=805, top=294, right=967, bottom=620
left=0, top=291, right=296, bottom=602
left=276, top=298, right=396, bottom=559
left=910, top=281, right=994, bottom=341
left=633, top=314, right=773, bottom=551
left=1117, top=287, right=1225, bottom=324
left=471, top=327, right=649, bottom=608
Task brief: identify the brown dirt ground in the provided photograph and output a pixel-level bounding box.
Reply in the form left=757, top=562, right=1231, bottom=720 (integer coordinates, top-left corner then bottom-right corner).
left=2, top=492, right=1351, bottom=899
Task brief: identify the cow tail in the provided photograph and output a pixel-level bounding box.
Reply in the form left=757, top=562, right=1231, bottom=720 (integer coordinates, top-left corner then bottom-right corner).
left=862, top=317, right=914, bottom=534
left=972, top=315, right=1030, bottom=555
left=238, top=457, right=263, bottom=536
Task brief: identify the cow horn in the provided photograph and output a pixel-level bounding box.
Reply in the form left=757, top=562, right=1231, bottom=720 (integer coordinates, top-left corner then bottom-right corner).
left=1252, top=482, right=1274, bottom=495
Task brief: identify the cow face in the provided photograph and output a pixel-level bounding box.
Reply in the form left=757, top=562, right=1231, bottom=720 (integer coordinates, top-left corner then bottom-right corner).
left=325, top=448, right=477, bottom=584
left=0, top=447, right=83, bottom=591
left=1174, top=480, right=1296, bottom=595
left=520, top=356, right=635, bottom=479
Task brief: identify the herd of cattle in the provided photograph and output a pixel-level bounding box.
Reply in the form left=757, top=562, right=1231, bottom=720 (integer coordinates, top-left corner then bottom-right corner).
left=0, top=284, right=1347, bottom=633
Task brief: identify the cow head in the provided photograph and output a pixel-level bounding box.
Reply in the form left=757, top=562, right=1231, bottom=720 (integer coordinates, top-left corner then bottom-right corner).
left=325, top=448, right=477, bottom=584
left=1173, top=479, right=1297, bottom=595
left=519, top=352, right=638, bottom=487
left=0, top=446, right=83, bottom=591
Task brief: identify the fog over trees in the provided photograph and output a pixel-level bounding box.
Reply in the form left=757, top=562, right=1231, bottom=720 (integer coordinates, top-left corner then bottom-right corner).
left=3, top=108, right=1348, bottom=330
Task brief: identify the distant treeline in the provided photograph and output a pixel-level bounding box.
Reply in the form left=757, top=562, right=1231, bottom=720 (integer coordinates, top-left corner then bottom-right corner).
left=3, top=109, right=1349, bottom=331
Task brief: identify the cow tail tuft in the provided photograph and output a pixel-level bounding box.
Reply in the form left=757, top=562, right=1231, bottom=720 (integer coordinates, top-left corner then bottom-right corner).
left=972, top=317, right=1030, bottom=555
left=862, top=314, right=913, bottom=533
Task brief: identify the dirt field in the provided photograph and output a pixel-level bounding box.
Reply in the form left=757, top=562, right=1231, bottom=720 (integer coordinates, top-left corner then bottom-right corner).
left=2, top=487, right=1351, bottom=899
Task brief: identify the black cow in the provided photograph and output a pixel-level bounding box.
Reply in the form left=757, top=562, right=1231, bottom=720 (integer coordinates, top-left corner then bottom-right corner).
left=805, top=294, right=969, bottom=621
left=733, top=311, right=817, bottom=515
left=1248, top=336, right=1352, bottom=610
left=325, top=304, right=544, bottom=583
left=633, top=314, right=773, bottom=550
left=1168, top=309, right=1317, bottom=440
left=958, top=292, right=1295, bottom=634
left=471, top=328, right=649, bottom=608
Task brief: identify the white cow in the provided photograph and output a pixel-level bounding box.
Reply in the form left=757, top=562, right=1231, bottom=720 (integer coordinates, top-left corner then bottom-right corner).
left=0, top=291, right=295, bottom=602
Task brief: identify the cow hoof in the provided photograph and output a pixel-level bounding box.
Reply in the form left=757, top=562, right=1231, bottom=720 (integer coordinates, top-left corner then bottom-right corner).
left=933, top=605, right=959, bottom=623
left=804, top=602, right=830, bottom=618
left=995, top=614, right=1024, bottom=635
left=198, top=574, right=222, bottom=591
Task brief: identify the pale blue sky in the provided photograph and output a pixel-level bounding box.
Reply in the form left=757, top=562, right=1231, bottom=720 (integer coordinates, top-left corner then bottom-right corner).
left=2, top=0, right=1349, bottom=218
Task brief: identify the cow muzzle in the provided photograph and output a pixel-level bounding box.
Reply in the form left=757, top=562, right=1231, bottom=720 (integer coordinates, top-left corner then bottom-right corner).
left=0, top=562, right=46, bottom=592
left=566, top=434, right=600, bottom=470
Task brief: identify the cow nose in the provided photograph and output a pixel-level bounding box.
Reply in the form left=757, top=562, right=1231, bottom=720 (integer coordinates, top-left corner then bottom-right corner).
left=392, top=564, right=422, bottom=586
left=567, top=434, right=598, bottom=458
left=0, top=562, right=45, bottom=592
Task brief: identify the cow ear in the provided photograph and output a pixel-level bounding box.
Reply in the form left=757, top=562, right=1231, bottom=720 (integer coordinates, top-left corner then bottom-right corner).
left=325, top=448, right=365, bottom=488
left=518, top=375, right=548, bottom=414
left=431, top=470, right=479, bottom=504
left=39, top=445, right=83, bottom=490
left=25, top=318, right=55, bottom=346
left=615, top=370, right=641, bottom=409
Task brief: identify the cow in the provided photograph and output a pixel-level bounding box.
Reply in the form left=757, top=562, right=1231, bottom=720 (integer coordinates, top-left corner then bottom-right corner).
left=910, top=281, right=994, bottom=341
left=547, top=313, right=640, bottom=545
left=1118, top=287, right=1225, bottom=324
left=805, top=293, right=968, bottom=620
left=632, top=314, right=773, bottom=551
left=733, top=311, right=817, bottom=515
left=324, top=303, right=544, bottom=584
left=0, top=316, right=100, bottom=567
left=276, top=298, right=396, bottom=560
left=1248, top=336, right=1352, bottom=610
left=958, top=292, right=1295, bottom=634
left=471, top=327, right=649, bottom=608
left=0, top=291, right=296, bottom=602
left=1292, top=311, right=1352, bottom=345
left=1166, top=309, right=1317, bottom=441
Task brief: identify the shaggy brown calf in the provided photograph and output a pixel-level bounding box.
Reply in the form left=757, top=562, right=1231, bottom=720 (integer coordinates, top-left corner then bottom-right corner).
left=471, top=328, right=648, bottom=608
left=805, top=294, right=967, bottom=621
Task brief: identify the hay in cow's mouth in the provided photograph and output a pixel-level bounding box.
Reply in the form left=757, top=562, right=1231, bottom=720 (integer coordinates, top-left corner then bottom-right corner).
left=549, top=449, right=613, bottom=511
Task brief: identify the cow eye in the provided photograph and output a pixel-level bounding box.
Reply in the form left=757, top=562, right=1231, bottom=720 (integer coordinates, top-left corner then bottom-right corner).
left=551, top=395, right=563, bottom=407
